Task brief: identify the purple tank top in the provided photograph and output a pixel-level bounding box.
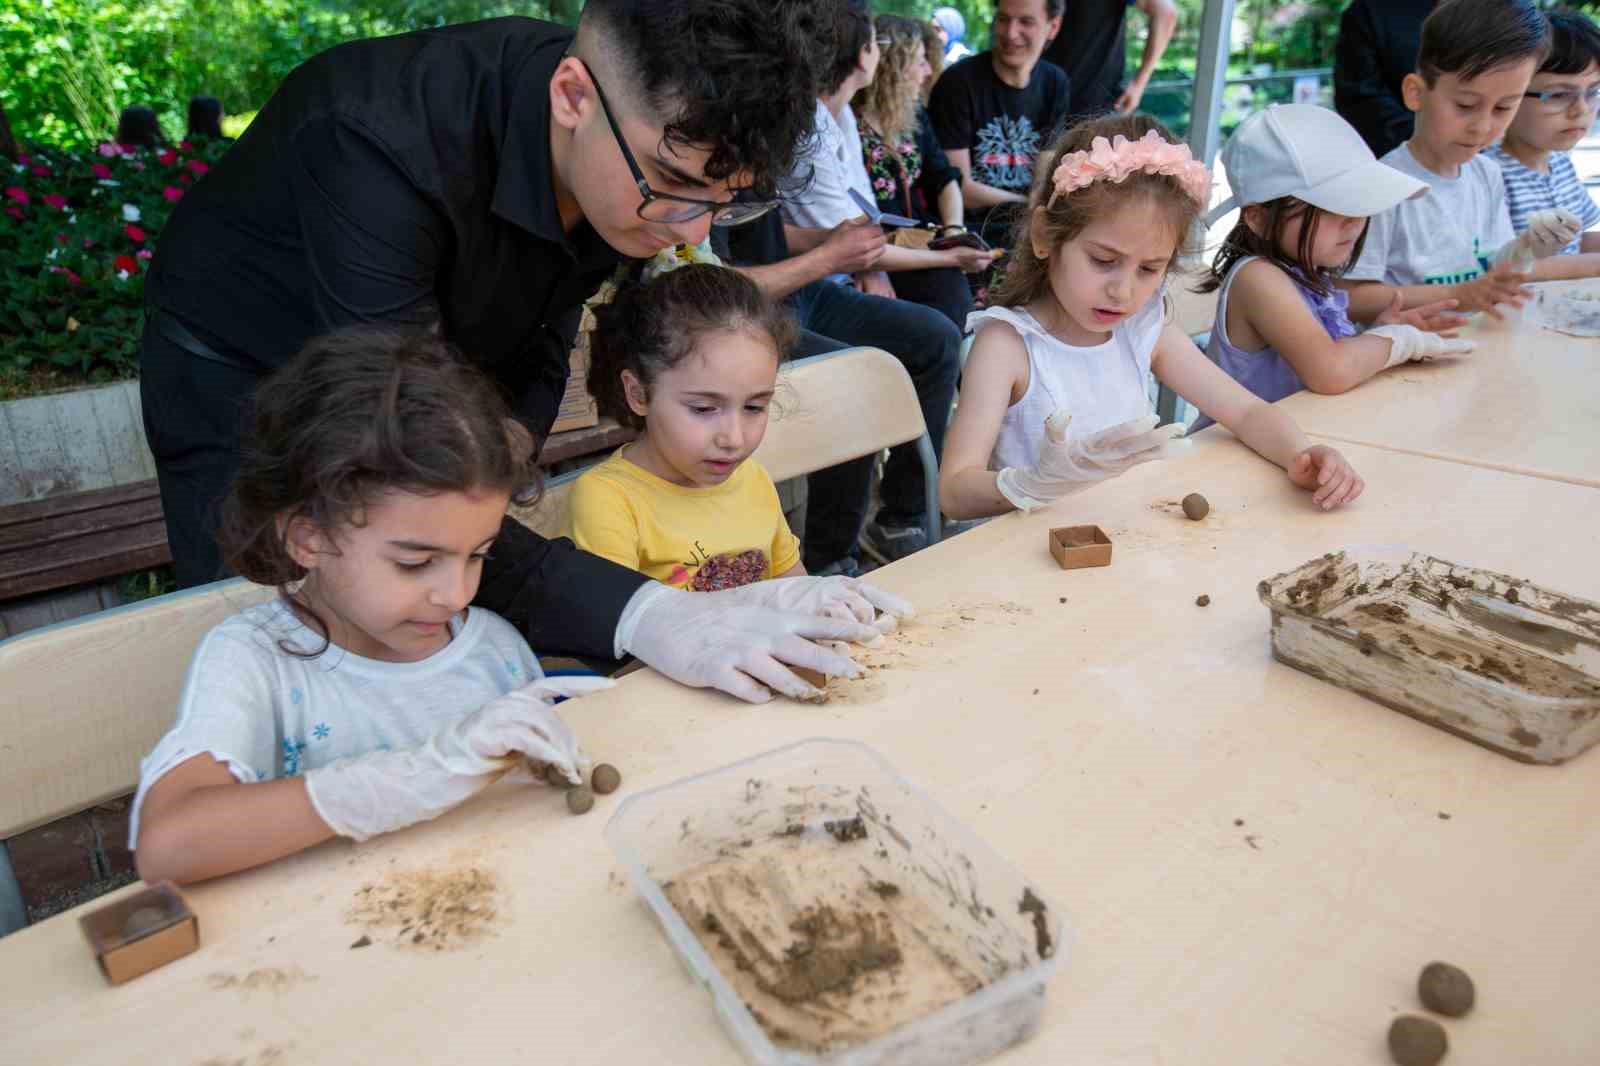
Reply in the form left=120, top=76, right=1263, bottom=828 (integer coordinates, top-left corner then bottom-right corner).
left=1193, top=257, right=1357, bottom=432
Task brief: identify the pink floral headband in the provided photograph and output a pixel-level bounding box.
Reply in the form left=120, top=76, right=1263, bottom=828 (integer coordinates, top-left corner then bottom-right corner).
left=1047, top=130, right=1211, bottom=209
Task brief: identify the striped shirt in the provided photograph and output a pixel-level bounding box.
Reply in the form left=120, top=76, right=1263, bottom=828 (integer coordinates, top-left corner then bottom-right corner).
left=1486, top=146, right=1600, bottom=256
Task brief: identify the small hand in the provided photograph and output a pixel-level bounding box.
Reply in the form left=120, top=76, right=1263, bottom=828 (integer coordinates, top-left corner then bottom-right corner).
left=949, top=246, right=1004, bottom=274
left=1287, top=445, right=1365, bottom=510
left=1457, top=265, right=1531, bottom=319
left=1374, top=291, right=1467, bottom=337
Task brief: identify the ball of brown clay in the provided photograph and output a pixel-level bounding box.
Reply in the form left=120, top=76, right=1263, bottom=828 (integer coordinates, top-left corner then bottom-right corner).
left=1181, top=493, right=1209, bottom=521
left=1195, top=594, right=1211, bottom=607
left=1418, top=961, right=1475, bottom=1017
left=122, top=905, right=167, bottom=940
left=1388, top=1015, right=1448, bottom=1066
left=566, top=786, right=595, bottom=815
left=591, top=763, right=622, bottom=795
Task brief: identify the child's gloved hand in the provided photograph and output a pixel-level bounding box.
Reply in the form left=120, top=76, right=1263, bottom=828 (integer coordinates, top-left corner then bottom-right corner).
left=1522, top=208, right=1583, bottom=258
left=1367, top=323, right=1476, bottom=368
left=724, top=576, right=915, bottom=635
left=1286, top=444, right=1365, bottom=510
left=305, top=676, right=610, bottom=841
left=996, top=411, right=1185, bottom=511
left=616, top=584, right=875, bottom=703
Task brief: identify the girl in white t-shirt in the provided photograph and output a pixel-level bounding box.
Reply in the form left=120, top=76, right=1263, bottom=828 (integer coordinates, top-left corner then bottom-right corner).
left=132, top=328, right=610, bottom=884
left=940, top=115, right=1366, bottom=519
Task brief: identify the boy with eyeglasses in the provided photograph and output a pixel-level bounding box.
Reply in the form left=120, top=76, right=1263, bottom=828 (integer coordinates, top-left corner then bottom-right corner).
left=1488, top=8, right=1600, bottom=256
left=1341, top=0, right=1600, bottom=321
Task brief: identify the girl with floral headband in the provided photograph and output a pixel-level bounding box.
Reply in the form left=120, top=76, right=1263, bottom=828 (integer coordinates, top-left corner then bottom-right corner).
left=939, top=114, right=1367, bottom=519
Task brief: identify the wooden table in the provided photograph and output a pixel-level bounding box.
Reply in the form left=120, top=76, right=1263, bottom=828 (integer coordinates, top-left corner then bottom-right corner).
left=537, top=417, right=634, bottom=468
left=4, top=432, right=1597, bottom=1064
left=1272, top=287, right=1600, bottom=488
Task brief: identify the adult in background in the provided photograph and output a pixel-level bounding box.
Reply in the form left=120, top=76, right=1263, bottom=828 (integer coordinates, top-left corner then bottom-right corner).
left=1044, top=0, right=1179, bottom=122
left=929, top=0, right=1069, bottom=264
left=932, top=7, right=974, bottom=66
left=920, top=18, right=946, bottom=100
left=186, top=95, right=226, bottom=140
left=116, top=106, right=166, bottom=148
left=1334, top=0, right=1437, bottom=158
left=141, top=0, right=902, bottom=704
left=775, top=0, right=967, bottom=566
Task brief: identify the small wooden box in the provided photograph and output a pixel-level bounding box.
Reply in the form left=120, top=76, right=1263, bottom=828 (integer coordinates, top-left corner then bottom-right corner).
left=79, top=882, right=199, bottom=985
left=1049, top=525, right=1113, bottom=570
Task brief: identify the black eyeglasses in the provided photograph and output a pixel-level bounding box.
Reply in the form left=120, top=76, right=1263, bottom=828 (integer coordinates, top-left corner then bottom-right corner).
left=578, top=59, right=777, bottom=228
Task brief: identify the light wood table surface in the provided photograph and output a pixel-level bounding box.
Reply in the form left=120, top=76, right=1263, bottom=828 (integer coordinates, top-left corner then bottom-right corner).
left=1269, top=286, right=1600, bottom=488
left=3, top=434, right=1597, bottom=1065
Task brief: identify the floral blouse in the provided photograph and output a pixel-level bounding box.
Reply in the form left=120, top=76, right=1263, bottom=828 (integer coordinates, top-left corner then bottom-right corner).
left=859, top=107, right=961, bottom=224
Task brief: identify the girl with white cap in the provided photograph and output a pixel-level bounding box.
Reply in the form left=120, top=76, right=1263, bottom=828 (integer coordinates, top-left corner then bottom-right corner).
left=1193, top=104, right=1484, bottom=428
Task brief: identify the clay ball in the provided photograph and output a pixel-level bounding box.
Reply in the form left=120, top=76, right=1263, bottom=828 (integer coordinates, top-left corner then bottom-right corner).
left=1418, top=961, right=1475, bottom=1017
left=543, top=763, right=574, bottom=789
left=1388, top=1015, right=1447, bottom=1066
left=591, top=763, right=622, bottom=795
left=1181, top=493, right=1210, bottom=521
left=122, top=905, right=167, bottom=940
left=566, top=786, right=595, bottom=815
left=1195, top=594, right=1211, bottom=607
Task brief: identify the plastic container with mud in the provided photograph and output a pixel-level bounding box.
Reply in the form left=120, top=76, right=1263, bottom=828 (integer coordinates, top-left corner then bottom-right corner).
left=605, top=738, right=1065, bottom=1066
left=1258, top=546, right=1600, bottom=764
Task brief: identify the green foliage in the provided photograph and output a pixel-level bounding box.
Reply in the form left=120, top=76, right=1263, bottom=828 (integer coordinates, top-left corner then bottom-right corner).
left=1, top=135, right=233, bottom=382
left=1, top=0, right=564, bottom=147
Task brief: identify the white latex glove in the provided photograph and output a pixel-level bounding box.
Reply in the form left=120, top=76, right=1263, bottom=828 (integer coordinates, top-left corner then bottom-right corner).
left=1367, top=323, right=1476, bottom=368
left=1499, top=208, right=1582, bottom=261
left=724, top=576, right=915, bottom=635
left=996, top=411, right=1185, bottom=512
left=305, top=676, right=611, bottom=842
left=615, top=583, right=881, bottom=703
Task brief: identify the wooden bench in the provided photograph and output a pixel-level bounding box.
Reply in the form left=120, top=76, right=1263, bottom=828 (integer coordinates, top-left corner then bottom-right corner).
left=0, top=481, right=171, bottom=601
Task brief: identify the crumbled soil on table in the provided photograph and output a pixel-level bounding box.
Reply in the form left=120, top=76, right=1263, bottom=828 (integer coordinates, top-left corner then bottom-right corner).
left=348, top=864, right=500, bottom=950
left=1285, top=563, right=1341, bottom=607
left=1018, top=887, right=1053, bottom=959
left=808, top=601, right=1031, bottom=705
left=868, top=880, right=901, bottom=899
left=824, top=815, right=868, bottom=842
left=207, top=967, right=316, bottom=994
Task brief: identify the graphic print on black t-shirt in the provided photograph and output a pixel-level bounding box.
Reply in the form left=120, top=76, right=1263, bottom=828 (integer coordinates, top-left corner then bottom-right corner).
left=974, top=114, right=1044, bottom=191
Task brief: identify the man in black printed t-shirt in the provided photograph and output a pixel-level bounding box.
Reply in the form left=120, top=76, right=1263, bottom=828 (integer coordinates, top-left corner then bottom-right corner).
left=928, top=0, right=1069, bottom=246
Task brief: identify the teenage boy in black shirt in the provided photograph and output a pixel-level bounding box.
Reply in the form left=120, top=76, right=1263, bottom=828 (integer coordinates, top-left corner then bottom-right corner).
left=929, top=0, right=1069, bottom=245
left=141, top=0, right=902, bottom=704
left=1334, top=0, right=1438, bottom=158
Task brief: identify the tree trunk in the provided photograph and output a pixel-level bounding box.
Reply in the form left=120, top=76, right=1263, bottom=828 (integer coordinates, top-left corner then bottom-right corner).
left=0, top=102, right=18, bottom=162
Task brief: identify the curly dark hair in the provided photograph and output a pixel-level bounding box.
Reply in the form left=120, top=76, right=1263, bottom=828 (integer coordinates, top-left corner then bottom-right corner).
left=219, top=327, right=539, bottom=653
left=580, top=0, right=845, bottom=199
left=587, top=264, right=797, bottom=431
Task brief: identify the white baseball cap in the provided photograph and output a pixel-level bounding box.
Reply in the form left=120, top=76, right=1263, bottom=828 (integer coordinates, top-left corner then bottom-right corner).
left=1206, top=104, right=1426, bottom=226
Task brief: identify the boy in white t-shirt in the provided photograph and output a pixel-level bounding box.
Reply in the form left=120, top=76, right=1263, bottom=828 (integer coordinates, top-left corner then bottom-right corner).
left=1343, top=0, right=1600, bottom=322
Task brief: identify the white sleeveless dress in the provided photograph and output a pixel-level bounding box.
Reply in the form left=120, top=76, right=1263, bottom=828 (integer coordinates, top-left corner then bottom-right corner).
left=967, top=292, right=1165, bottom=472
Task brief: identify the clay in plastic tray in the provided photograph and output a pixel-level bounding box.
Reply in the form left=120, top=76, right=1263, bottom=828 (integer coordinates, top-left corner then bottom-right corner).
left=605, top=738, right=1065, bottom=1066
left=1257, top=546, right=1600, bottom=764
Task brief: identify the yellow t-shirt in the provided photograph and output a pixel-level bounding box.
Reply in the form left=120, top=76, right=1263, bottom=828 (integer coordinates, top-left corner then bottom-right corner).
left=567, top=449, right=801, bottom=591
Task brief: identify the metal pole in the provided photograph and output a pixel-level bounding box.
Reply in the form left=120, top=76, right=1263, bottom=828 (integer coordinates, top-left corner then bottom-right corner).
left=1159, top=0, right=1237, bottom=427
left=1187, top=0, right=1237, bottom=168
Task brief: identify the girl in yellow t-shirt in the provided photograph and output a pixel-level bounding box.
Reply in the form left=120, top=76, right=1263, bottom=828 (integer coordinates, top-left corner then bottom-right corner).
left=567, top=264, right=804, bottom=591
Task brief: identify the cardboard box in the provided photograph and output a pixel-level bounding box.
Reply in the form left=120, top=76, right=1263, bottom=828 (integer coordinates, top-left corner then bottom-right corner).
left=79, top=882, right=199, bottom=985
left=1049, top=525, right=1113, bottom=570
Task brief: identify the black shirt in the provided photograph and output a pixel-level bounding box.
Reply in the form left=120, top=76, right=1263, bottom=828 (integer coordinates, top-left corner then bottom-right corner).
left=147, top=16, right=620, bottom=438
left=928, top=52, right=1070, bottom=224
left=860, top=108, right=962, bottom=223
left=1044, top=0, right=1132, bottom=118
left=1334, top=0, right=1435, bottom=159
left=146, top=17, right=648, bottom=659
